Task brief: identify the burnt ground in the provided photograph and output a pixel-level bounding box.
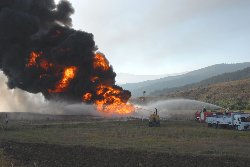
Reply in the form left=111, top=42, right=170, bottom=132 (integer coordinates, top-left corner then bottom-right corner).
left=1, top=141, right=250, bottom=167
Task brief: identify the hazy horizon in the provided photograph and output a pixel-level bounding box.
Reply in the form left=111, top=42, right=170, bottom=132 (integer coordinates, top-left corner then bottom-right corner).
left=116, top=62, right=250, bottom=84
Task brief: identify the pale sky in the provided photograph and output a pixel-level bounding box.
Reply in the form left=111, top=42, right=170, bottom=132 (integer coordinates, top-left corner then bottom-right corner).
left=57, top=0, right=250, bottom=75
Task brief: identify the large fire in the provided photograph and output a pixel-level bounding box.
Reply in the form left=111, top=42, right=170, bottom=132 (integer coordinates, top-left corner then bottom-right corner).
left=0, top=0, right=135, bottom=116
left=48, top=66, right=78, bottom=93
left=93, top=53, right=110, bottom=71
left=25, top=51, right=135, bottom=115
left=83, top=85, right=134, bottom=115
left=26, top=51, right=43, bottom=67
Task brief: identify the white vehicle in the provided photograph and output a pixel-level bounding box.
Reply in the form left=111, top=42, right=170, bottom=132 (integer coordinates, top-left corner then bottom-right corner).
left=232, top=113, right=250, bottom=130
left=206, top=113, right=250, bottom=130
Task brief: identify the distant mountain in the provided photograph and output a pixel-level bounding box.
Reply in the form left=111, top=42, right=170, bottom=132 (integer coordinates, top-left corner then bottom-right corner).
left=152, top=67, right=250, bottom=96
left=116, top=73, right=169, bottom=85
left=122, top=62, right=250, bottom=97
left=116, top=72, right=187, bottom=84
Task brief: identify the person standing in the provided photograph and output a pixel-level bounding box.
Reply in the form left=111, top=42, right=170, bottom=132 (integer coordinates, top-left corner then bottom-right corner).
left=5, top=114, right=8, bottom=125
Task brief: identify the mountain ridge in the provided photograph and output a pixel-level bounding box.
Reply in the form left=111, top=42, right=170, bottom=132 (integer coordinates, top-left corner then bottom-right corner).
left=122, top=62, right=250, bottom=97
left=152, top=67, right=250, bottom=96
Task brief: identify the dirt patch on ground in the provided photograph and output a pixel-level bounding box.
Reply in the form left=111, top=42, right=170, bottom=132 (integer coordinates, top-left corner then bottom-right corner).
left=0, top=141, right=249, bottom=167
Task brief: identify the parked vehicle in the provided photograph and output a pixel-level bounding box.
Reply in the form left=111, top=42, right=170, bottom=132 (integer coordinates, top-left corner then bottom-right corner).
left=149, top=108, right=160, bottom=127
left=195, top=108, right=223, bottom=123
left=206, top=112, right=250, bottom=130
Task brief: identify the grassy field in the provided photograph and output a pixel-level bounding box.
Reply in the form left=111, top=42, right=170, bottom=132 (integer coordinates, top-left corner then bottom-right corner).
left=1, top=119, right=250, bottom=158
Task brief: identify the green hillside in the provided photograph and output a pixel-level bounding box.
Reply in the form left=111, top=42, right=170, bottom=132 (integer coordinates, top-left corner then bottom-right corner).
left=159, top=79, right=250, bottom=110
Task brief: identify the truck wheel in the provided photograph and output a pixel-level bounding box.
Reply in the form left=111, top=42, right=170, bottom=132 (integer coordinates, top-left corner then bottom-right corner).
left=212, top=123, right=217, bottom=128
left=237, top=126, right=243, bottom=131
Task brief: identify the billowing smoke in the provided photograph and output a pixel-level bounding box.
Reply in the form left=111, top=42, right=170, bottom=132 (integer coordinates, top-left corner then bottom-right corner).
left=0, top=71, right=55, bottom=112
left=0, top=0, right=133, bottom=114
left=0, top=71, right=99, bottom=116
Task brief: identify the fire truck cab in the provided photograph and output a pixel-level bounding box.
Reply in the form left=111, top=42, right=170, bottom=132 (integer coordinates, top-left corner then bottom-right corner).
left=206, top=113, right=250, bottom=130
left=232, top=114, right=250, bottom=130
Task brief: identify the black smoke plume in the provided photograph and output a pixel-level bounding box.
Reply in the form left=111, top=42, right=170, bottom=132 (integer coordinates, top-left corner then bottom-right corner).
left=0, top=0, right=131, bottom=104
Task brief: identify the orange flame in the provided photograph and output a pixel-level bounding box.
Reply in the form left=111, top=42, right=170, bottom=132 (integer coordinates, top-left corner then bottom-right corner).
left=48, top=66, right=77, bottom=93
left=39, top=59, right=52, bottom=70
left=93, top=53, right=109, bottom=71
left=93, top=85, right=135, bottom=115
left=83, top=93, right=92, bottom=102
left=26, top=51, right=42, bottom=67
left=90, top=76, right=99, bottom=83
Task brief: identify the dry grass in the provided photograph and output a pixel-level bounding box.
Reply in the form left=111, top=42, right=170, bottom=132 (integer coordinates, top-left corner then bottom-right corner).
left=0, top=120, right=250, bottom=158
left=163, top=79, right=250, bottom=109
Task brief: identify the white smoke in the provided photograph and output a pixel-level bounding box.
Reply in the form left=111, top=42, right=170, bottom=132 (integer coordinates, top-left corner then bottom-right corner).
left=0, top=72, right=97, bottom=115
left=134, top=99, right=221, bottom=119
left=0, top=72, right=128, bottom=117
left=0, top=72, right=44, bottom=112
